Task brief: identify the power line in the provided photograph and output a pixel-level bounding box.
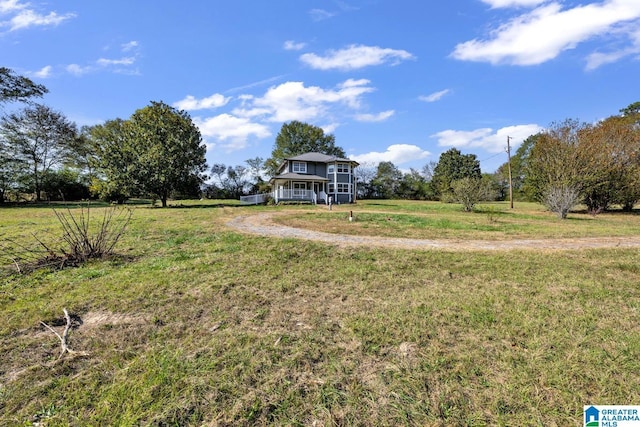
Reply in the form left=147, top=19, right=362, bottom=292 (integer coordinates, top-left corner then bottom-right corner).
left=479, top=152, right=504, bottom=162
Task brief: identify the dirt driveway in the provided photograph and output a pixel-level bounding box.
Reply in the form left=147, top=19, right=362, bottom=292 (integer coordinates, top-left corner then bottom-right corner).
left=227, top=212, right=640, bottom=251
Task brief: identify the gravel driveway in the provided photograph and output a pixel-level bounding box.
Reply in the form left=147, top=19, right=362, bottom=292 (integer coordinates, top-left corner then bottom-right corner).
left=227, top=212, right=640, bottom=251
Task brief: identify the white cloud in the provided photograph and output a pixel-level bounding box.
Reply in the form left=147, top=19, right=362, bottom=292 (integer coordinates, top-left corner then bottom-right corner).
left=284, top=40, right=306, bottom=51
left=244, top=79, right=375, bottom=123
left=66, top=40, right=141, bottom=77
left=173, top=94, right=230, bottom=111
left=32, top=65, right=51, bottom=78
left=3, top=7, right=75, bottom=31
left=431, top=124, right=544, bottom=153
left=419, top=89, right=451, bottom=103
left=97, top=57, right=136, bottom=67
left=194, top=114, right=271, bottom=151
left=300, top=44, right=415, bottom=70
left=309, top=8, right=335, bottom=21
left=322, top=123, right=340, bottom=134
left=66, top=63, right=92, bottom=76
left=481, top=0, right=548, bottom=8
left=586, top=49, right=631, bottom=70
left=585, top=25, right=640, bottom=70
left=353, top=144, right=430, bottom=165
left=452, top=0, right=640, bottom=66
left=354, top=110, right=395, bottom=122
left=180, top=78, right=388, bottom=152
left=121, top=40, right=139, bottom=52
left=0, top=0, right=25, bottom=14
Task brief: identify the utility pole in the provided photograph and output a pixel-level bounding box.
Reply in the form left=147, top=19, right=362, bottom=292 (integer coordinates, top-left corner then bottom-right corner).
left=506, top=136, right=514, bottom=209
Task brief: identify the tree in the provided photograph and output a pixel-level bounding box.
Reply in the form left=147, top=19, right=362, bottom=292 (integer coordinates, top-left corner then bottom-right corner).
left=266, top=121, right=346, bottom=175
left=452, top=177, right=491, bottom=212
left=619, top=101, right=640, bottom=118
left=431, top=148, right=481, bottom=199
left=354, top=161, right=377, bottom=199
left=0, top=104, right=77, bottom=201
left=580, top=114, right=640, bottom=212
left=0, top=67, right=48, bottom=105
left=370, top=161, right=402, bottom=199
left=89, top=119, right=131, bottom=203
left=524, top=119, right=590, bottom=204
left=496, top=133, right=540, bottom=201
left=398, top=169, right=434, bottom=200
left=95, top=102, right=207, bottom=207
left=245, top=156, right=267, bottom=193
left=543, top=184, right=581, bottom=219
left=0, top=150, right=23, bottom=203
left=225, top=165, right=249, bottom=198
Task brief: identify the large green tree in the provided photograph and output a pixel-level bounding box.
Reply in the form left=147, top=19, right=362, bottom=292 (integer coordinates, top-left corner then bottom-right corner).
left=0, top=68, right=49, bottom=202
left=89, top=119, right=131, bottom=202
left=431, top=148, right=481, bottom=198
left=0, top=67, right=48, bottom=104
left=0, top=104, right=77, bottom=201
left=371, top=161, right=403, bottom=199
left=266, top=121, right=346, bottom=175
left=95, top=102, right=207, bottom=207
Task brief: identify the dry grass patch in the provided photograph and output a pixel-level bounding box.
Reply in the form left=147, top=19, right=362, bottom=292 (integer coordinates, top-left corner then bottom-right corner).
left=0, top=201, right=639, bottom=426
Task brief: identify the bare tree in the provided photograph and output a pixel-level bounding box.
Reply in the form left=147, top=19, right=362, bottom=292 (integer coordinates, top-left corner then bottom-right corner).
left=543, top=185, right=580, bottom=219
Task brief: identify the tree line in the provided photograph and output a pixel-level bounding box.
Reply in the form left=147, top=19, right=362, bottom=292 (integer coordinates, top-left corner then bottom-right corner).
left=1, top=67, right=638, bottom=214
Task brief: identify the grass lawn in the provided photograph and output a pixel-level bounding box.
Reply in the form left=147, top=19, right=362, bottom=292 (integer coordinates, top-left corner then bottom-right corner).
left=1, top=199, right=639, bottom=426
left=272, top=200, right=640, bottom=240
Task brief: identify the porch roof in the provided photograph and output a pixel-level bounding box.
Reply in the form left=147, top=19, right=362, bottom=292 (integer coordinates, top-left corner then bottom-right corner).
left=270, top=173, right=329, bottom=183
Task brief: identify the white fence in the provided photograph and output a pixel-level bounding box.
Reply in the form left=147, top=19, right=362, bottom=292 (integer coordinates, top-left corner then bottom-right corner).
left=240, top=193, right=270, bottom=205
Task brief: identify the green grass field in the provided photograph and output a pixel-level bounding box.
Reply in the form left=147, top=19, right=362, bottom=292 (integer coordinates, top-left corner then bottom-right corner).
left=1, top=200, right=639, bottom=426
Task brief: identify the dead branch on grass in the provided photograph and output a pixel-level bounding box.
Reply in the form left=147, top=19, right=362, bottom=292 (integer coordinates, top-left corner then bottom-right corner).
left=40, top=308, right=88, bottom=359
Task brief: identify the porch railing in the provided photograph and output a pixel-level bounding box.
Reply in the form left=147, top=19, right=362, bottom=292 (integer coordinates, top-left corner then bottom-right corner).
left=273, top=189, right=316, bottom=204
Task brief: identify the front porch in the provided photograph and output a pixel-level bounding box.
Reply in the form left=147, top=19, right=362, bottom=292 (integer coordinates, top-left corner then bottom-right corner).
left=272, top=189, right=328, bottom=204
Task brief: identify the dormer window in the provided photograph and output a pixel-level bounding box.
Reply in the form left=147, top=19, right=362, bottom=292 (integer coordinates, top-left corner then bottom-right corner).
left=292, top=161, right=307, bottom=173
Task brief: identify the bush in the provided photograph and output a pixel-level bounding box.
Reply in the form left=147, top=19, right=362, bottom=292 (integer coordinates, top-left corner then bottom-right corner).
left=543, top=185, right=580, bottom=219
left=451, top=177, right=491, bottom=212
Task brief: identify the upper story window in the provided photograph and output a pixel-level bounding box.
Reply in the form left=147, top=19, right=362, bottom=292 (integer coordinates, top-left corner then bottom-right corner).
left=292, top=161, right=307, bottom=173
left=328, top=163, right=350, bottom=174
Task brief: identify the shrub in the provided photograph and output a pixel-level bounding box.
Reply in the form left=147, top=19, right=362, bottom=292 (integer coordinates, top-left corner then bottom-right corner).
left=543, top=185, right=580, bottom=219
left=452, top=177, right=491, bottom=212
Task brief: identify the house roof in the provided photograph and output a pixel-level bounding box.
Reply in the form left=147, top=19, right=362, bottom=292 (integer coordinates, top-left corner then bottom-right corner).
left=285, top=152, right=359, bottom=165
left=270, top=172, right=329, bottom=183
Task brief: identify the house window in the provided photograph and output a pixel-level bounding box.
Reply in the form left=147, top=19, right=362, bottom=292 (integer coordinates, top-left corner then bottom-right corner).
left=337, top=163, right=349, bottom=173
left=328, top=163, right=349, bottom=174
left=292, top=161, right=307, bottom=173
left=329, top=183, right=350, bottom=193
left=337, top=183, right=350, bottom=193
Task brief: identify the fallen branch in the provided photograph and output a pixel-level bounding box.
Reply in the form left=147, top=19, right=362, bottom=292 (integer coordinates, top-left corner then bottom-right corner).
left=41, top=309, right=88, bottom=359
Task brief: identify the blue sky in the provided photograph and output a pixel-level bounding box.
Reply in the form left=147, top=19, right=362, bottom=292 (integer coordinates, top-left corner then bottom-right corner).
left=2, top=0, right=639, bottom=174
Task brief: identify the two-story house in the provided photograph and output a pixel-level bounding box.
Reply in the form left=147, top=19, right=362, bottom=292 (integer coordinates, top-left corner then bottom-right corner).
left=269, top=152, right=359, bottom=204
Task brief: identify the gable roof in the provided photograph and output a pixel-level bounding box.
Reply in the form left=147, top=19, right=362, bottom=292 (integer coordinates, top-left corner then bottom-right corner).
left=285, top=152, right=359, bottom=165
